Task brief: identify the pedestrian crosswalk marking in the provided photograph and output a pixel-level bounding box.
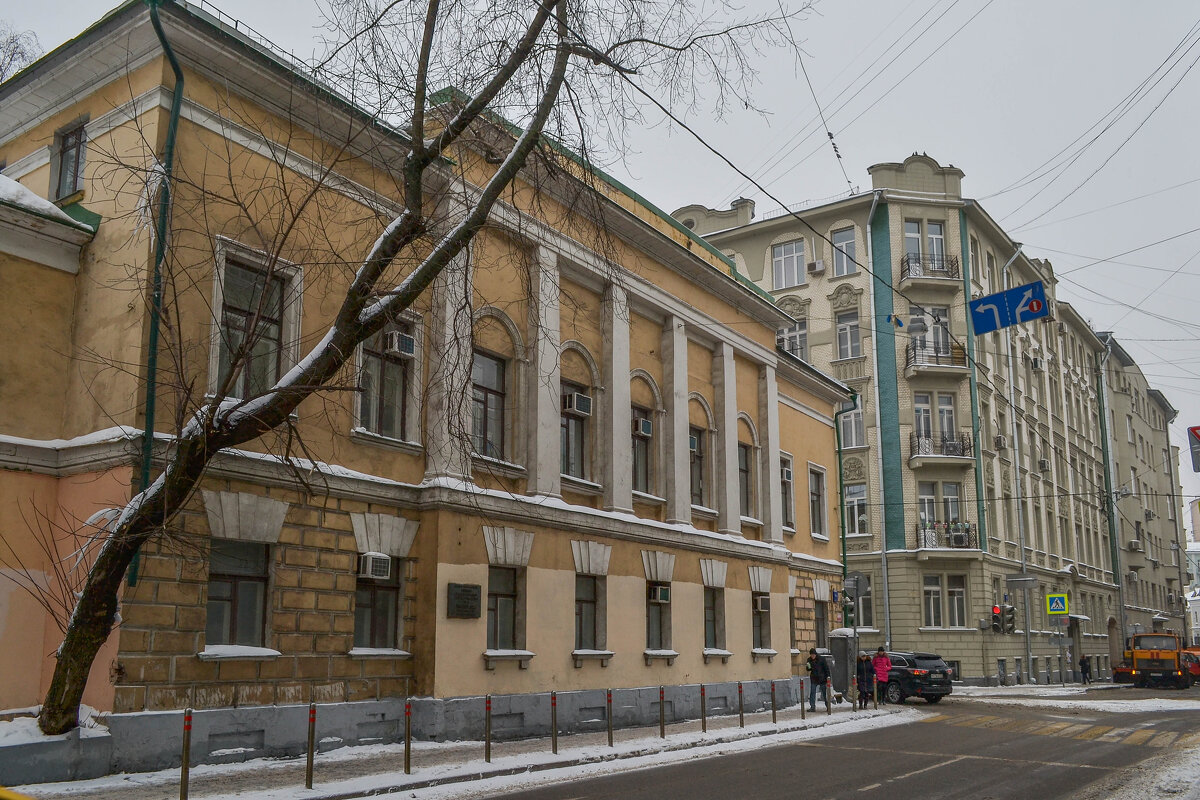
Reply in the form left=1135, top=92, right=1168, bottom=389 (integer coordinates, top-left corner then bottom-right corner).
left=959, top=715, right=1002, bottom=727
left=920, top=714, right=950, bottom=723
left=1031, top=722, right=1073, bottom=736
left=934, top=714, right=1178, bottom=749
left=1148, top=732, right=1178, bottom=748
left=1175, top=732, right=1200, bottom=748
left=1057, top=724, right=1095, bottom=738
left=1096, top=728, right=1134, bottom=743
left=1073, top=726, right=1111, bottom=740
left=1121, top=730, right=1156, bottom=746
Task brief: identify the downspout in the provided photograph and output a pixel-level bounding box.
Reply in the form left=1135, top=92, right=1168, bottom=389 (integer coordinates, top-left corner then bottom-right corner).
left=959, top=207, right=987, bottom=549
left=1001, top=245, right=1034, bottom=680
left=1097, top=342, right=1127, bottom=649
left=835, top=390, right=860, bottom=581
left=130, top=0, right=184, bottom=585
left=863, top=189, right=890, bottom=647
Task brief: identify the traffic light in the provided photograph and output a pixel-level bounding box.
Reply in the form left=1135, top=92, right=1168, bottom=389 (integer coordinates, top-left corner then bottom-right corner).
left=991, top=605, right=1002, bottom=633
left=1002, top=604, right=1017, bottom=634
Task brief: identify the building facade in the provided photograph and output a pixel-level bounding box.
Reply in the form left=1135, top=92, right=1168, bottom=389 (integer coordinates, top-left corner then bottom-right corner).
left=676, top=154, right=1186, bottom=683
left=0, top=0, right=849, bottom=773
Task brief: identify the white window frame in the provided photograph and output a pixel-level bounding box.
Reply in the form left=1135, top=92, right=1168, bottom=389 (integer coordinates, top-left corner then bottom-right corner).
left=352, top=311, right=424, bottom=448
left=845, top=483, right=867, bottom=535
left=780, top=454, right=795, bottom=531
left=840, top=401, right=865, bottom=448
left=772, top=239, right=805, bottom=290
left=776, top=321, right=807, bottom=360
left=207, top=237, right=304, bottom=399
left=831, top=227, right=856, bottom=277
left=835, top=311, right=861, bottom=360
left=808, top=463, right=828, bottom=540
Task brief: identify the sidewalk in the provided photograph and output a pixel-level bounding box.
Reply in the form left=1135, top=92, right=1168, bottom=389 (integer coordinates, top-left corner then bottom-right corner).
left=17, top=698, right=910, bottom=800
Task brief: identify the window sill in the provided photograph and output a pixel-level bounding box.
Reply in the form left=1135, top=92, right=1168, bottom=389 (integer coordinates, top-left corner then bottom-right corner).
left=643, top=649, right=678, bottom=666
left=55, top=188, right=86, bottom=207
left=811, top=533, right=830, bottom=542
left=916, top=627, right=977, bottom=633
left=790, top=648, right=802, bottom=657
left=844, top=532, right=872, bottom=539
left=841, top=444, right=870, bottom=453
left=782, top=526, right=797, bottom=536
left=197, top=645, right=281, bottom=661
left=691, top=504, right=718, bottom=521
left=572, top=649, right=614, bottom=668
left=561, top=474, right=603, bottom=495
left=740, top=516, right=763, bottom=528
left=632, top=490, right=666, bottom=506
left=483, top=649, right=535, bottom=670
left=471, top=454, right=526, bottom=479
left=751, top=648, right=778, bottom=663
left=702, top=648, right=732, bottom=665
left=350, top=428, right=423, bottom=455
left=348, top=648, right=413, bottom=660
left=830, top=355, right=866, bottom=365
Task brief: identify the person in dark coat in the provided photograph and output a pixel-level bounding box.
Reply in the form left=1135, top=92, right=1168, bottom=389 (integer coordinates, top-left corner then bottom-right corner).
left=856, top=653, right=873, bottom=709
left=806, top=648, right=830, bottom=711
left=1079, top=654, right=1092, bottom=684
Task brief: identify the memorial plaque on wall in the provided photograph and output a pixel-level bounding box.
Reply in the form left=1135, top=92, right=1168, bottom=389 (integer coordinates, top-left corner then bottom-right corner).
left=447, top=583, right=482, bottom=618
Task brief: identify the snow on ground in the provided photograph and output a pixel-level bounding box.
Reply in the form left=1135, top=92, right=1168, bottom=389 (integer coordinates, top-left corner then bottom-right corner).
left=16, top=709, right=920, bottom=799
left=0, top=706, right=106, bottom=746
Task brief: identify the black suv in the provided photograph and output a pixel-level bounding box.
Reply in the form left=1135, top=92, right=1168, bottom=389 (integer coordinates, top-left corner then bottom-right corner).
left=884, top=651, right=953, bottom=704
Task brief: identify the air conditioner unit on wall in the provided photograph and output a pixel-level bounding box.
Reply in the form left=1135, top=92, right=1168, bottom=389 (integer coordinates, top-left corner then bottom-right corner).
left=648, top=584, right=671, bottom=604
left=994, top=434, right=1008, bottom=451
left=1167, top=592, right=1177, bottom=605
left=1145, top=509, right=1154, bottom=521
left=562, top=392, right=593, bottom=417
left=1030, top=357, right=1044, bottom=372
left=753, top=595, right=771, bottom=613
left=1038, top=458, right=1051, bottom=473
left=384, top=330, right=416, bottom=358
left=1127, top=539, right=1143, bottom=552
left=632, top=417, right=653, bottom=438
left=807, top=259, right=825, bottom=274
left=781, top=466, right=793, bottom=482
left=359, top=552, right=391, bottom=580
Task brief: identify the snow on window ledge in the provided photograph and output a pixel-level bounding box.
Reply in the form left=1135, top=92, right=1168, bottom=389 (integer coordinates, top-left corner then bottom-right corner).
left=348, top=647, right=413, bottom=660
left=483, top=649, right=535, bottom=670
left=631, top=490, right=666, bottom=506
left=643, top=649, right=679, bottom=666
left=571, top=649, right=615, bottom=668
left=702, top=647, right=733, bottom=665
left=198, top=645, right=281, bottom=661
left=349, top=428, right=423, bottom=455
left=740, top=516, right=763, bottom=528
left=561, top=474, right=604, bottom=495
left=751, top=647, right=778, bottom=663
left=690, top=504, right=718, bottom=521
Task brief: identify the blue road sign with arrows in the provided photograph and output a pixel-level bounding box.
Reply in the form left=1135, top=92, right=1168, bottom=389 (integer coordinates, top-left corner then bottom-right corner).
left=969, top=280, right=1050, bottom=336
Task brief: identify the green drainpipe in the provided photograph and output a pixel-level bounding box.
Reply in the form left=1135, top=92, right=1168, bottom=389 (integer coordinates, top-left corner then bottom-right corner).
left=960, top=208, right=987, bottom=551
left=130, top=0, right=184, bottom=585
left=835, top=391, right=859, bottom=582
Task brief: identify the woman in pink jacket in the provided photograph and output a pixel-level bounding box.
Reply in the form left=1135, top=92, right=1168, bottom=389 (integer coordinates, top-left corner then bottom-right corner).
left=871, top=647, right=892, bottom=703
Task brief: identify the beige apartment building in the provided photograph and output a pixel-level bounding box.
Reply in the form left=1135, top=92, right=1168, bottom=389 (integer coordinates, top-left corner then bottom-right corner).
left=676, top=154, right=1184, bottom=683
left=0, top=0, right=849, bottom=778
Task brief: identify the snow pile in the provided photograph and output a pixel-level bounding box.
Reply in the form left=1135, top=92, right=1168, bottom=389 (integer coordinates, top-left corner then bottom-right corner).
left=0, top=706, right=107, bottom=746
left=0, top=174, right=90, bottom=229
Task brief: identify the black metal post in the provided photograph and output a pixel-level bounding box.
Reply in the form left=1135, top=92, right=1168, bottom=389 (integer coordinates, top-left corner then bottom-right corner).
left=179, top=708, right=192, bottom=800
left=700, top=684, right=707, bottom=733
left=404, top=700, right=412, bottom=774
left=485, top=695, right=492, bottom=763
left=305, top=702, right=316, bottom=789
left=551, top=691, right=558, bottom=754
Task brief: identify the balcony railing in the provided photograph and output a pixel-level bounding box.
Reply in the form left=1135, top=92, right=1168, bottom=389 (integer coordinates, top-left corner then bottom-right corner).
left=910, top=430, right=973, bottom=459
left=915, top=522, right=979, bottom=549
left=900, top=253, right=960, bottom=280
left=906, top=342, right=967, bottom=369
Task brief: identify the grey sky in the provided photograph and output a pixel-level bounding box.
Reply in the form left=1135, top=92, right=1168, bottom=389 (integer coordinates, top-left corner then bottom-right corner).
left=14, top=0, right=1200, bottom=524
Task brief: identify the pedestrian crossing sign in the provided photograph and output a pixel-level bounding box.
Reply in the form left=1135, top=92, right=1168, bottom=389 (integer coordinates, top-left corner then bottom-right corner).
left=1046, top=593, right=1069, bottom=615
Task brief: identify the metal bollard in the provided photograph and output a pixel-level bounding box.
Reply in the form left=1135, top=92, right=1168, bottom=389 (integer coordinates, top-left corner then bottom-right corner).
left=179, top=708, right=192, bottom=800
left=771, top=680, right=777, bottom=724
left=800, top=681, right=806, bottom=720
left=606, top=689, right=613, bottom=747
left=825, top=679, right=832, bottom=715
left=551, top=691, right=558, bottom=754
left=873, top=675, right=879, bottom=709
left=485, top=695, right=492, bottom=763
left=700, top=684, right=707, bottom=733
left=305, top=702, right=316, bottom=789
left=659, top=686, right=665, bottom=738
left=404, top=700, right=412, bottom=775
left=738, top=681, right=745, bottom=728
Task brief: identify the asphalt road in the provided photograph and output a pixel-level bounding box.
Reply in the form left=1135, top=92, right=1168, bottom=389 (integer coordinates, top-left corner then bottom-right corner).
left=490, top=688, right=1200, bottom=800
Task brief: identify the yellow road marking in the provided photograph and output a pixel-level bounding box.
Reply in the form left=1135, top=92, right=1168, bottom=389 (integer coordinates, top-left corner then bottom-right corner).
left=1122, top=730, right=1157, bottom=746
left=1032, top=722, right=1073, bottom=736
left=1096, top=728, right=1134, bottom=743
left=1149, top=732, right=1179, bottom=748
left=1175, top=732, right=1200, bottom=748
left=1074, top=726, right=1112, bottom=740
left=957, top=715, right=1001, bottom=727
left=919, top=714, right=950, bottom=723
left=1057, top=724, right=1095, bottom=738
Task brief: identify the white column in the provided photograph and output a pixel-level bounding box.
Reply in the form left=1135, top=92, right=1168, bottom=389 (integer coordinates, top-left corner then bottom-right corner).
left=424, top=249, right=473, bottom=480
left=759, top=364, right=783, bottom=542
left=602, top=283, right=632, bottom=512
left=526, top=245, right=561, bottom=497
left=713, top=342, right=740, bottom=535
left=662, top=316, right=690, bottom=524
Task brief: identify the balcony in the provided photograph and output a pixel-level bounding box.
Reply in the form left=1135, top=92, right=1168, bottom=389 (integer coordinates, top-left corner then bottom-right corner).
left=905, top=342, right=968, bottom=377
left=914, top=522, right=979, bottom=550
left=899, top=253, right=961, bottom=289
left=909, top=430, right=974, bottom=467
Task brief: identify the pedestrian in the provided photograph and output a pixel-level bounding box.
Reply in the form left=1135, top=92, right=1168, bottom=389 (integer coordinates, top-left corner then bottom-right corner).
left=871, top=646, right=892, bottom=703
left=806, top=647, right=829, bottom=711
left=1079, top=654, right=1091, bottom=684
left=856, top=653, right=873, bottom=709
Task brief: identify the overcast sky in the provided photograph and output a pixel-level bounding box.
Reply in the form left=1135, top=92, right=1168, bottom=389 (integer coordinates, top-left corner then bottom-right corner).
left=13, top=0, right=1200, bottom=533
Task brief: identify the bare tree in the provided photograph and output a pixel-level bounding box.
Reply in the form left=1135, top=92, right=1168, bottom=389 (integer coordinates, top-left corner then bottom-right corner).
left=34, top=0, right=803, bottom=735
left=0, top=20, right=40, bottom=82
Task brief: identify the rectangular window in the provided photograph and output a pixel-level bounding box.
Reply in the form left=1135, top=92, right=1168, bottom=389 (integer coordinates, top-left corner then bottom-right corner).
left=472, top=351, right=506, bottom=459
left=359, top=324, right=411, bottom=440
left=947, top=575, right=966, bottom=627
left=809, top=468, right=827, bottom=537
left=56, top=123, right=86, bottom=199
left=738, top=442, right=753, bottom=517
left=832, top=227, right=856, bottom=276
left=704, top=586, right=725, bottom=649
left=836, top=311, right=861, bottom=359
left=689, top=425, right=706, bottom=507
left=855, top=576, right=873, bottom=628
left=1127, top=415, right=1135, bottom=443
left=487, top=566, right=518, bottom=650
left=845, top=483, right=867, bottom=534
left=917, top=481, right=937, bottom=525
left=561, top=381, right=588, bottom=478
left=631, top=406, right=652, bottom=494
left=751, top=592, right=771, bottom=649
left=206, top=540, right=269, bottom=647
left=814, top=601, right=828, bottom=649
left=646, top=582, right=671, bottom=649
left=218, top=261, right=286, bottom=399
left=840, top=401, right=865, bottom=448
left=969, top=237, right=980, bottom=279
left=772, top=240, right=804, bottom=289
left=927, top=221, right=945, bottom=265
left=575, top=575, right=598, bottom=650
left=942, top=483, right=961, bottom=523
left=923, top=575, right=943, bottom=627
left=913, top=393, right=932, bottom=439
left=354, top=556, right=403, bottom=649
left=904, top=220, right=922, bottom=261
left=780, top=456, right=795, bottom=529
left=776, top=321, right=807, bottom=360
left=937, top=394, right=956, bottom=435
left=929, top=307, right=950, bottom=354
